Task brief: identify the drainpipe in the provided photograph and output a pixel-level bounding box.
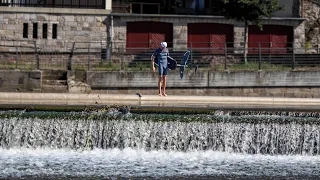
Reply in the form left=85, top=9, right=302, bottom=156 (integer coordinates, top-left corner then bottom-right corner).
left=111, top=14, right=113, bottom=45
left=111, top=14, right=114, bottom=55
left=106, top=14, right=114, bottom=60
left=301, top=0, right=304, bottom=18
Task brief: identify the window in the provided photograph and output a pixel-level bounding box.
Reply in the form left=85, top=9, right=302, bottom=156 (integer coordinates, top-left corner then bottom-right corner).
left=33, top=23, right=38, bottom=39
left=52, top=24, right=58, bottom=39
left=42, top=23, right=48, bottom=39
left=23, top=23, right=28, bottom=38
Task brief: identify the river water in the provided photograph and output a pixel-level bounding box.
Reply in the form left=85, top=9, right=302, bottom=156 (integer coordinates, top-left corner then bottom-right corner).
left=0, top=110, right=320, bottom=179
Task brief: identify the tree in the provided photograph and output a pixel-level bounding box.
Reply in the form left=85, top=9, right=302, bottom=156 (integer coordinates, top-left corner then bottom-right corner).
left=219, top=0, right=284, bottom=64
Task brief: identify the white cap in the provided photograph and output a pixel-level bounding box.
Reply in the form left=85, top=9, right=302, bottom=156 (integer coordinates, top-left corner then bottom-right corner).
left=161, top=42, right=167, bottom=48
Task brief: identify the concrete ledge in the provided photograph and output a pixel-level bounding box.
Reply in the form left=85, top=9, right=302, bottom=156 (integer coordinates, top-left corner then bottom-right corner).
left=1, top=92, right=320, bottom=111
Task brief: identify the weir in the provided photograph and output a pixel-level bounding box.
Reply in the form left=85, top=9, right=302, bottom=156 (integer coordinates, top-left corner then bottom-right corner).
left=1, top=110, right=320, bottom=155
left=1, top=110, right=320, bottom=179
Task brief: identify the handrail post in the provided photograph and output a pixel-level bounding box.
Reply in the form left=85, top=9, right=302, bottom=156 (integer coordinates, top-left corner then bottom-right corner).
left=34, top=41, right=40, bottom=70
left=292, top=43, right=295, bottom=70
left=15, top=45, right=19, bottom=70
left=224, top=42, right=227, bottom=71
left=258, top=43, right=261, bottom=70
left=68, top=42, right=75, bottom=70
left=88, top=43, right=91, bottom=71
left=190, top=43, right=193, bottom=69
left=121, top=46, right=124, bottom=72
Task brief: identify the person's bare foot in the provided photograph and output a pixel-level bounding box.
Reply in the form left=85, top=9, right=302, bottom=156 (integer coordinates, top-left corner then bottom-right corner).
left=159, top=93, right=163, bottom=96
left=162, top=93, right=167, bottom=97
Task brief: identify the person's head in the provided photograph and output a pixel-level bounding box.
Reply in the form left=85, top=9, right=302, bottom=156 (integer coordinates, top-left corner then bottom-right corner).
left=160, top=42, right=167, bottom=49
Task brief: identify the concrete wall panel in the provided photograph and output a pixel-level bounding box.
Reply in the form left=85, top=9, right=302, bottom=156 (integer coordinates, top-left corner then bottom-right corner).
left=87, top=71, right=208, bottom=88
left=209, top=71, right=320, bottom=87
left=0, top=70, right=41, bottom=92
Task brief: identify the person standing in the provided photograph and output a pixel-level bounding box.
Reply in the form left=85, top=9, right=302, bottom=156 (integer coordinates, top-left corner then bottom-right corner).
left=151, top=42, right=169, bottom=96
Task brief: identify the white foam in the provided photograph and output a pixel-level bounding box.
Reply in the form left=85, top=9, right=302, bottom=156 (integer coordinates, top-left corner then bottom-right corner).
left=0, top=148, right=320, bottom=178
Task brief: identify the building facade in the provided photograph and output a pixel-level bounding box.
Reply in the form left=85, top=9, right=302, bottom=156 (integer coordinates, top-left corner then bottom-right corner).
left=0, top=0, right=319, bottom=55
left=110, top=0, right=313, bottom=54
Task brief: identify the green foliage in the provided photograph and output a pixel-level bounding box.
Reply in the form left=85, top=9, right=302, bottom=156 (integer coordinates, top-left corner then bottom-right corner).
left=219, top=0, right=284, bottom=26
left=305, top=41, right=312, bottom=50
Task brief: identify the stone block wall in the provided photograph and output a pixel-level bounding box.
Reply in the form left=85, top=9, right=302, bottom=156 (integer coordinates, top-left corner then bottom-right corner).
left=0, top=52, right=111, bottom=70
left=303, top=0, right=320, bottom=51
left=0, top=12, right=108, bottom=50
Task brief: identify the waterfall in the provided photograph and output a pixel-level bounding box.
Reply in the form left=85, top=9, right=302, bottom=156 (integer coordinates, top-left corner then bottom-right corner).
left=0, top=110, right=320, bottom=155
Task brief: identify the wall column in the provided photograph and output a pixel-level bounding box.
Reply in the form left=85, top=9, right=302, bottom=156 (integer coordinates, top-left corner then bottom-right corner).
left=173, top=22, right=188, bottom=51
left=233, top=24, right=245, bottom=53
left=294, top=21, right=305, bottom=54
left=106, top=0, right=112, bottom=11
left=112, top=16, right=126, bottom=52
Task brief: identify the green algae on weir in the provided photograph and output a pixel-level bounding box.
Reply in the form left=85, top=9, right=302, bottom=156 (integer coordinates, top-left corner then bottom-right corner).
left=1, top=110, right=320, bottom=124
left=0, top=104, right=216, bottom=115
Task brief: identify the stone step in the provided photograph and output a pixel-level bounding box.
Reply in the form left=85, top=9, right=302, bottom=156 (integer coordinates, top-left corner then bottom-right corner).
left=42, top=80, right=68, bottom=86
left=42, top=75, right=67, bottom=80
left=42, top=70, right=67, bottom=76
left=42, top=70, right=67, bottom=80
left=41, top=85, right=68, bottom=93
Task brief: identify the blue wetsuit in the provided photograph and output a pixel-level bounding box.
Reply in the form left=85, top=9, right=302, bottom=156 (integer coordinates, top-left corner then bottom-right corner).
left=152, top=48, right=169, bottom=76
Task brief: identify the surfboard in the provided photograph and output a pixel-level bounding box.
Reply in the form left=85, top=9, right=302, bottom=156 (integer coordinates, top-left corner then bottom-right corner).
left=179, top=51, right=190, bottom=79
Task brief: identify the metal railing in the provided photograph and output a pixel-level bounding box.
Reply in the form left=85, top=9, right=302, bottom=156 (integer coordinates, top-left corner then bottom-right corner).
left=112, top=2, right=160, bottom=14
left=1, top=40, right=320, bottom=71
left=0, top=0, right=106, bottom=9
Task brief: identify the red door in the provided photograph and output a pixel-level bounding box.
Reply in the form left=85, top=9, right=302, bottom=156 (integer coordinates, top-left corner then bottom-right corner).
left=248, top=25, right=293, bottom=54
left=188, top=23, right=233, bottom=54
left=149, top=22, right=173, bottom=49
left=127, top=22, right=149, bottom=50
left=248, top=26, right=270, bottom=54
left=210, top=24, right=233, bottom=53
left=126, top=22, right=173, bottom=52
left=188, top=23, right=210, bottom=51
left=270, top=26, right=293, bottom=54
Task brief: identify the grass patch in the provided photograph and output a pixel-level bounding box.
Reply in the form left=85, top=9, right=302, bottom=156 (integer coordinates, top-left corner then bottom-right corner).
left=0, top=62, right=37, bottom=71
left=1, top=60, right=320, bottom=72
left=206, top=62, right=293, bottom=72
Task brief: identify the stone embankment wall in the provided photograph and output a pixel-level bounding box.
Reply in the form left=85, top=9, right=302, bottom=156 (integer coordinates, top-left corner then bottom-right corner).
left=0, top=70, right=320, bottom=98
left=86, top=70, right=320, bottom=98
